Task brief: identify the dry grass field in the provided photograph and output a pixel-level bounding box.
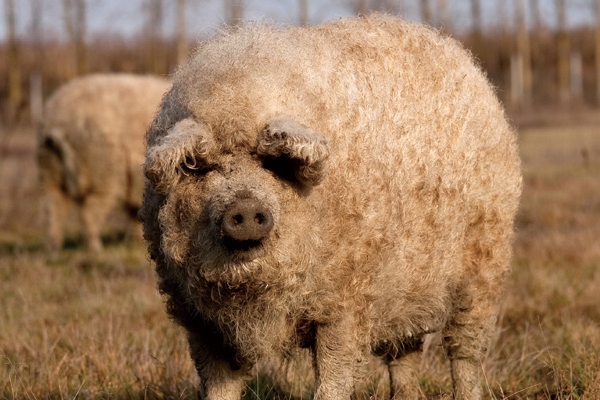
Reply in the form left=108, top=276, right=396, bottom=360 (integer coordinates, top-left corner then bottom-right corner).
left=1, top=113, right=599, bottom=399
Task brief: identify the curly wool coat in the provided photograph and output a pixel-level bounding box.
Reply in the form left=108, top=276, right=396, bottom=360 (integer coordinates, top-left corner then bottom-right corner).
left=141, top=15, right=522, bottom=400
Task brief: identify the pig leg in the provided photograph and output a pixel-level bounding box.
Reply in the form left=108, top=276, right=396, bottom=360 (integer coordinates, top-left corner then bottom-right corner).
left=443, top=301, right=494, bottom=400
left=124, top=201, right=144, bottom=244
left=80, top=193, right=113, bottom=252
left=188, top=331, right=251, bottom=400
left=43, top=187, right=67, bottom=253
left=387, top=339, right=424, bottom=399
left=442, top=221, right=512, bottom=400
left=313, top=315, right=361, bottom=400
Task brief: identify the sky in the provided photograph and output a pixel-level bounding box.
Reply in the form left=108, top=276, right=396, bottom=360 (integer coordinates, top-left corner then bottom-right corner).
left=0, top=0, right=597, bottom=42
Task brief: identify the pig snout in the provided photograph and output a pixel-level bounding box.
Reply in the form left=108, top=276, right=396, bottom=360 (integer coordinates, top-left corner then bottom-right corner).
left=213, top=192, right=275, bottom=252
left=222, top=198, right=274, bottom=241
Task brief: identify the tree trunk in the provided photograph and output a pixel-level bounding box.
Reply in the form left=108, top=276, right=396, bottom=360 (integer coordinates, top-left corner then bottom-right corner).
left=515, top=0, right=532, bottom=107
left=530, top=0, right=542, bottom=32
left=596, top=0, right=600, bottom=105
left=419, top=0, right=432, bottom=25
left=5, top=0, right=22, bottom=124
left=30, top=0, right=44, bottom=124
left=226, top=0, right=244, bottom=26
left=437, top=0, right=449, bottom=31
left=298, top=0, right=308, bottom=26
left=62, top=0, right=74, bottom=78
left=556, top=0, right=570, bottom=105
left=145, top=0, right=165, bottom=75
left=63, top=0, right=88, bottom=78
left=355, top=0, right=368, bottom=14
left=176, top=0, right=188, bottom=65
left=75, top=0, right=87, bottom=75
left=469, top=0, right=483, bottom=60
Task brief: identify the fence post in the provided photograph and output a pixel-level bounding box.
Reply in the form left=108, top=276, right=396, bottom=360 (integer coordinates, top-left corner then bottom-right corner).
left=511, top=54, right=524, bottom=106
left=570, top=52, right=583, bottom=103
left=30, top=74, right=43, bottom=125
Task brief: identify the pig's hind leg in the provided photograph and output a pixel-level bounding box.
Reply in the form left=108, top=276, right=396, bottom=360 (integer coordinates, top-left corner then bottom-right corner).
left=384, top=337, right=424, bottom=399
left=442, top=215, right=513, bottom=400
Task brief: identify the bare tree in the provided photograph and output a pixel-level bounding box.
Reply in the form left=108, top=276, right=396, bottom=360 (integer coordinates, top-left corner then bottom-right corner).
left=419, top=0, right=432, bottom=25
left=351, top=0, right=401, bottom=15
left=530, top=0, right=543, bottom=32
left=556, top=0, right=570, bottom=105
left=372, top=0, right=401, bottom=14
left=514, top=0, right=532, bottom=106
left=529, top=0, right=547, bottom=68
left=30, top=0, right=43, bottom=72
left=226, top=0, right=244, bottom=26
left=299, top=0, right=309, bottom=26
left=469, top=0, right=483, bottom=58
left=176, top=0, right=188, bottom=65
left=63, top=0, right=88, bottom=77
left=75, top=0, right=86, bottom=73
left=470, top=0, right=481, bottom=36
left=145, top=0, right=166, bottom=74
left=353, top=0, right=368, bottom=14
left=437, top=0, right=449, bottom=31
left=4, top=0, right=22, bottom=123
left=30, top=0, right=44, bottom=123
left=596, top=0, right=600, bottom=104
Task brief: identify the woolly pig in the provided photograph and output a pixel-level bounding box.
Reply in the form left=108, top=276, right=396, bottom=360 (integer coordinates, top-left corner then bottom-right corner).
left=38, top=74, right=169, bottom=252
left=141, top=15, right=522, bottom=400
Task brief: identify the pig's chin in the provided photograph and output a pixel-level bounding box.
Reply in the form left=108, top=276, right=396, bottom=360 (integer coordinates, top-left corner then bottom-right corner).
left=220, top=237, right=267, bottom=260
left=188, top=238, right=272, bottom=283
left=190, top=229, right=273, bottom=263
left=222, top=241, right=267, bottom=263
left=196, top=253, right=271, bottom=286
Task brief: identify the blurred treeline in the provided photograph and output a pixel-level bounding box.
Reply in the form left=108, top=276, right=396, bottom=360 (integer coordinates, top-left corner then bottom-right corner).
left=1, top=0, right=600, bottom=125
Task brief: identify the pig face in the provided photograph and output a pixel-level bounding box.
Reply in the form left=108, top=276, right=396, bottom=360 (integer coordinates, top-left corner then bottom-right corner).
left=144, top=116, right=329, bottom=283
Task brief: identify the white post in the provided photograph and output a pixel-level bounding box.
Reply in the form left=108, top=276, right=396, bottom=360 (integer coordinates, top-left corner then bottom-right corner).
left=30, top=74, right=43, bottom=125
left=570, top=52, right=583, bottom=102
left=511, top=54, right=524, bottom=106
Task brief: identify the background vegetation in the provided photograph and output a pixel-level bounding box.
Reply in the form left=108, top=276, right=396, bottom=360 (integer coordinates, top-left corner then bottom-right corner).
left=1, top=0, right=600, bottom=399
left=1, top=0, right=600, bottom=124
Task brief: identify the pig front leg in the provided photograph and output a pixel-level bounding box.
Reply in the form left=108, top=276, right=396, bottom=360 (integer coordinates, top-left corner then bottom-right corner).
left=188, top=331, right=252, bottom=400
left=313, top=314, right=364, bottom=400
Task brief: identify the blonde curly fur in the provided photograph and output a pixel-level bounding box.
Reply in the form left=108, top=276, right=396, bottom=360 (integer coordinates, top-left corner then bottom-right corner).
left=38, top=73, right=169, bottom=252
left=140, top=15, right=522, bottom=400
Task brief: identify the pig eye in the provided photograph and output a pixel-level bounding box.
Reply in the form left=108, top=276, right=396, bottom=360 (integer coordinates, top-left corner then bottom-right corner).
left=262, top=155, right=299, bottom=183
left=180, top=156, right=213, bottom=176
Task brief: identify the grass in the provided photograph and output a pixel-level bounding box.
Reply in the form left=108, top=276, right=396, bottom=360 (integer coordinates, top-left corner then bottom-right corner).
left=1, top=115, right=599, bottom=399
left=0, top=247, right=199, bottom=399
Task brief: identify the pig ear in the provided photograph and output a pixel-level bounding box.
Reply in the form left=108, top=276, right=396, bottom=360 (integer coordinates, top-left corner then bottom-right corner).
left=145, top=118, right=215, bottom=194
left=257, top=117, right=330, bottom=186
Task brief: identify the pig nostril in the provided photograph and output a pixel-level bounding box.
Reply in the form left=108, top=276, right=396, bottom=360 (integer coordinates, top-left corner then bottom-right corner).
left=254, top=213, right=264, bottom=225
left=233, top=214, right=244, bottom=225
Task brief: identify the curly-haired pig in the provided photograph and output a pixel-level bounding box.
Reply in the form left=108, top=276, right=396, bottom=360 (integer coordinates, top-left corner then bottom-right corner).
left=38, top=74, right=169, bottom=252
left=140, top=14, right=522, bottom=400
